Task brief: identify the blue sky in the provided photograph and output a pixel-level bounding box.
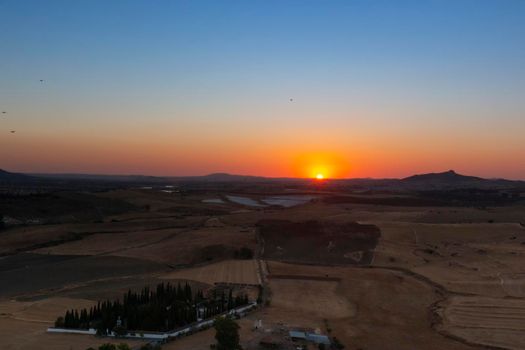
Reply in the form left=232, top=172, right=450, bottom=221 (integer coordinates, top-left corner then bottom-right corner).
left=0, top=1, right=524, bottom=178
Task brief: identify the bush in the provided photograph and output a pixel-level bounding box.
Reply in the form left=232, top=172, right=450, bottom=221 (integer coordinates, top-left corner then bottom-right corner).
left=332, top=337, right=345, bottom=349
left=214, top=317, right=241, bottom=350
left=98, top=344, right=116, bottom=350
left=113, top=325, right=127, bottom=337
left=234, top=247, right=253, bottom=259
left=54, top=316, right=65, bottom=328
left=140, top=344, right=161, bottom=350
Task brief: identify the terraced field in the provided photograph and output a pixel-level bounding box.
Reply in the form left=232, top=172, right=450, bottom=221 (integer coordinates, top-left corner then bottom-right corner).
left=438, top=295, right=525, bottom=350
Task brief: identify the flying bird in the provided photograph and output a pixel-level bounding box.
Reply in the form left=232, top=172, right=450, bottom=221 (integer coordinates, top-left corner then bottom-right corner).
left=2, top=111, right=6, bottom=114
left=10, top=130, right=16, bottom=133
left=289, top=98, right=293, bottom=102
left=39, top=79, right=44, bottom=82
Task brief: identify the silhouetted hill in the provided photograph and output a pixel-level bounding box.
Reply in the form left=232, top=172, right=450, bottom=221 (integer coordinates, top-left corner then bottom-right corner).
left=5, top=169, right=522, bottom=193
left=0, top=169, right=33, bottom=182
left=183, top=173, right=266, bottom=182
left=32, top=173, right=164, bottom=183
left=398, top=170, right=522, bottom=190
left=402, top=170, right=482, bottom=183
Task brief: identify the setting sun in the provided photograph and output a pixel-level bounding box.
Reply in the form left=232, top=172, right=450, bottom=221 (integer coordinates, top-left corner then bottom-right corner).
left=316, top=173, right=324, bottom=180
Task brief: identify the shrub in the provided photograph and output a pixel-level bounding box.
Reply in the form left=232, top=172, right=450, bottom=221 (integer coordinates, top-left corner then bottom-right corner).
left=234, top=247, right=253, bottom=259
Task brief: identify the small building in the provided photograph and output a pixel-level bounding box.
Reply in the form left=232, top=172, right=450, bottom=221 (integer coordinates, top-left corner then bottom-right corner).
left=306, top=333, right=330, bottom=345
left=289, top=330, right=307, bottom=341
left=289, top=330, right=330, bottom=346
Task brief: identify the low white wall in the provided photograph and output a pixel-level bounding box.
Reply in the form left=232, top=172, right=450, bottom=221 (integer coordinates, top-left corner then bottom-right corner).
left=47, top=328, right=97, bottom=335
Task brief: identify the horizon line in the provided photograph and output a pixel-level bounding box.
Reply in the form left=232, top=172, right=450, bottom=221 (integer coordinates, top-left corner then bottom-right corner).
left=10, top=169, right=524, bottom=182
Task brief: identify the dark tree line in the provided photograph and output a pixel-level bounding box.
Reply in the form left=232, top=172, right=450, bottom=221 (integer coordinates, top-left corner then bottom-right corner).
left=55, top=282, right=249, bottom=334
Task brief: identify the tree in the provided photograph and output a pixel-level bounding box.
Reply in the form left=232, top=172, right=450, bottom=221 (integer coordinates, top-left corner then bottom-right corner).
left=214, top=317, right=241, bottom=350
left=234, top=247, right=253, bottom=259
left=332, top=337, right=345, bottom=349
left=59, top=282, right=247, bottom=332
left=113, top=324, right=127, bottom=337
left=98, top=344, right=116, bottom=350
left=55, top=316, right=65, bottom=328
left=117, top=344, right=131, bottom=350
left=140, top=344, right=161, bottom=350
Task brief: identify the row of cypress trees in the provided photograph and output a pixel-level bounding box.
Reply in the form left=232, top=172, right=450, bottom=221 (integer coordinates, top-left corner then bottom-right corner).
left=55, top=282, right=249, bottom=333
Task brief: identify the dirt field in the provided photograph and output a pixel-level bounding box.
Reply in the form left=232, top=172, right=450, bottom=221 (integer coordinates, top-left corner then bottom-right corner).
left=2, top=187, right=525, bottom=350
left=437, top=295, right=525, bottom=350
left=0, top=297, right=145, bottom=350
left=259, top=219, right=380, bottom=265
left=34, top=227, right=183, bottom=256
left=115, top=226, right=257, bottom=265
left=162, top=259, right=260, bottom=285
left=269, top=279, right=354, bottom=319
left=162, top=317, right=256, bottom=350
left=0, top=253, right=166, bottom=298
left=265, top=261, right=472, bottom=350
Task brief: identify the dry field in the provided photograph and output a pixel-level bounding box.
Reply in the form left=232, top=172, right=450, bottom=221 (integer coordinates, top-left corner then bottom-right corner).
left=0, top=297, right=145, bottom=350
left=0, top=254, right=165, bottom=299
left=259, top=219, right=380, bottom=265
left=34, top=228, right=181, bottom=256
left=265, top=261, right=472, bottom=350
left=162, top=317, right=256, bottom=350
left=2, top=187, right=525, bottom=350
left=268, top=279, right=354, bottom=320
left=162, top=259, right=260, bottom=285
left=115, top=226, right=257, bottom=265
left=437, top=295, right=525, bottom=350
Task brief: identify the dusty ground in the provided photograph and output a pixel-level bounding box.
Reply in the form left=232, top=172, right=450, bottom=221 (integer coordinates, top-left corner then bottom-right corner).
left=265, top=261, right=472, bottom=350
left=2, top=188, right=525, bottom=350
left=161, top=259, right=260, bottom=285
left=259, top=219, right=380, bottom=265
left=437, top=295, right=525, bottom=350
left=0, top=298, right=145, bottom=350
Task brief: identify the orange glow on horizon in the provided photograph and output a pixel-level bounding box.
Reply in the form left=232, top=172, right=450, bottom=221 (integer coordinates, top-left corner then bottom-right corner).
left=290, top=151, right=351, bottom=179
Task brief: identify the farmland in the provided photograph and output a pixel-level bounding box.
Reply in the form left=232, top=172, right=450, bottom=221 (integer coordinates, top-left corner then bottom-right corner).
left=162, top=259, right=260, bottom=285
left=1, top=181, right=525, bottom=349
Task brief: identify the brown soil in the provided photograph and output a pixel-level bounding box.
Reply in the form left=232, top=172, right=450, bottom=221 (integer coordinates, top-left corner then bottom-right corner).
left=258, top=219, right=380, bottom=265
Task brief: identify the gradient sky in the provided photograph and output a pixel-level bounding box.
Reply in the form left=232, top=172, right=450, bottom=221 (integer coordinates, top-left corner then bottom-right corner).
left=1, top=0, right=524, bottom=179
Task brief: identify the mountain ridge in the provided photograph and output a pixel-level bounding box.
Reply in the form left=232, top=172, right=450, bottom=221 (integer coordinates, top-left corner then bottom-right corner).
left=1, top=169, right=523, bottom=188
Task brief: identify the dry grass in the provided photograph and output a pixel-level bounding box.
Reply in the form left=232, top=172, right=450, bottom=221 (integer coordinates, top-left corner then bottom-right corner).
left=162, top=259, right=260, bottom=285
left=265, top=261, right=471, bottom=350
left=0, top=297, right=146, bottom=350
left=115, top=227, right=257, bottom=265
left=438, top=295, right=525, bottom=350
left=35, top=228, right=181, bottom=256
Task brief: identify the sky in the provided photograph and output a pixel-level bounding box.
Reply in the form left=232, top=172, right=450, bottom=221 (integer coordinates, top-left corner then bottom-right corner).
left=0, top=0, right=524, bottom=179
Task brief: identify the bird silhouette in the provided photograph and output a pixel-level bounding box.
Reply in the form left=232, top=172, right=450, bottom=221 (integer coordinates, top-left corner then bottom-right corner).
left=10, top=130, right=16, bottom=133
left=39, top=79, right=44, bottom=82
left=2, top=111, right=6, bottom=114
left=289, top=98, right=293, bottom=102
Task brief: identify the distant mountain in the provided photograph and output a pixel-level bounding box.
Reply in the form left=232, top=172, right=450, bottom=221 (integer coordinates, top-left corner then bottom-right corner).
left=402, top=170, right=482, bottom=183
left=172, top=173, right=268, bottom=182
left=6, top=169, right=522, bottom=192
left=399, top=170, right=522, bottom=190
left=0, top=169, right=33, bottom=182
left=32, top=173, right=165, bottom=183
